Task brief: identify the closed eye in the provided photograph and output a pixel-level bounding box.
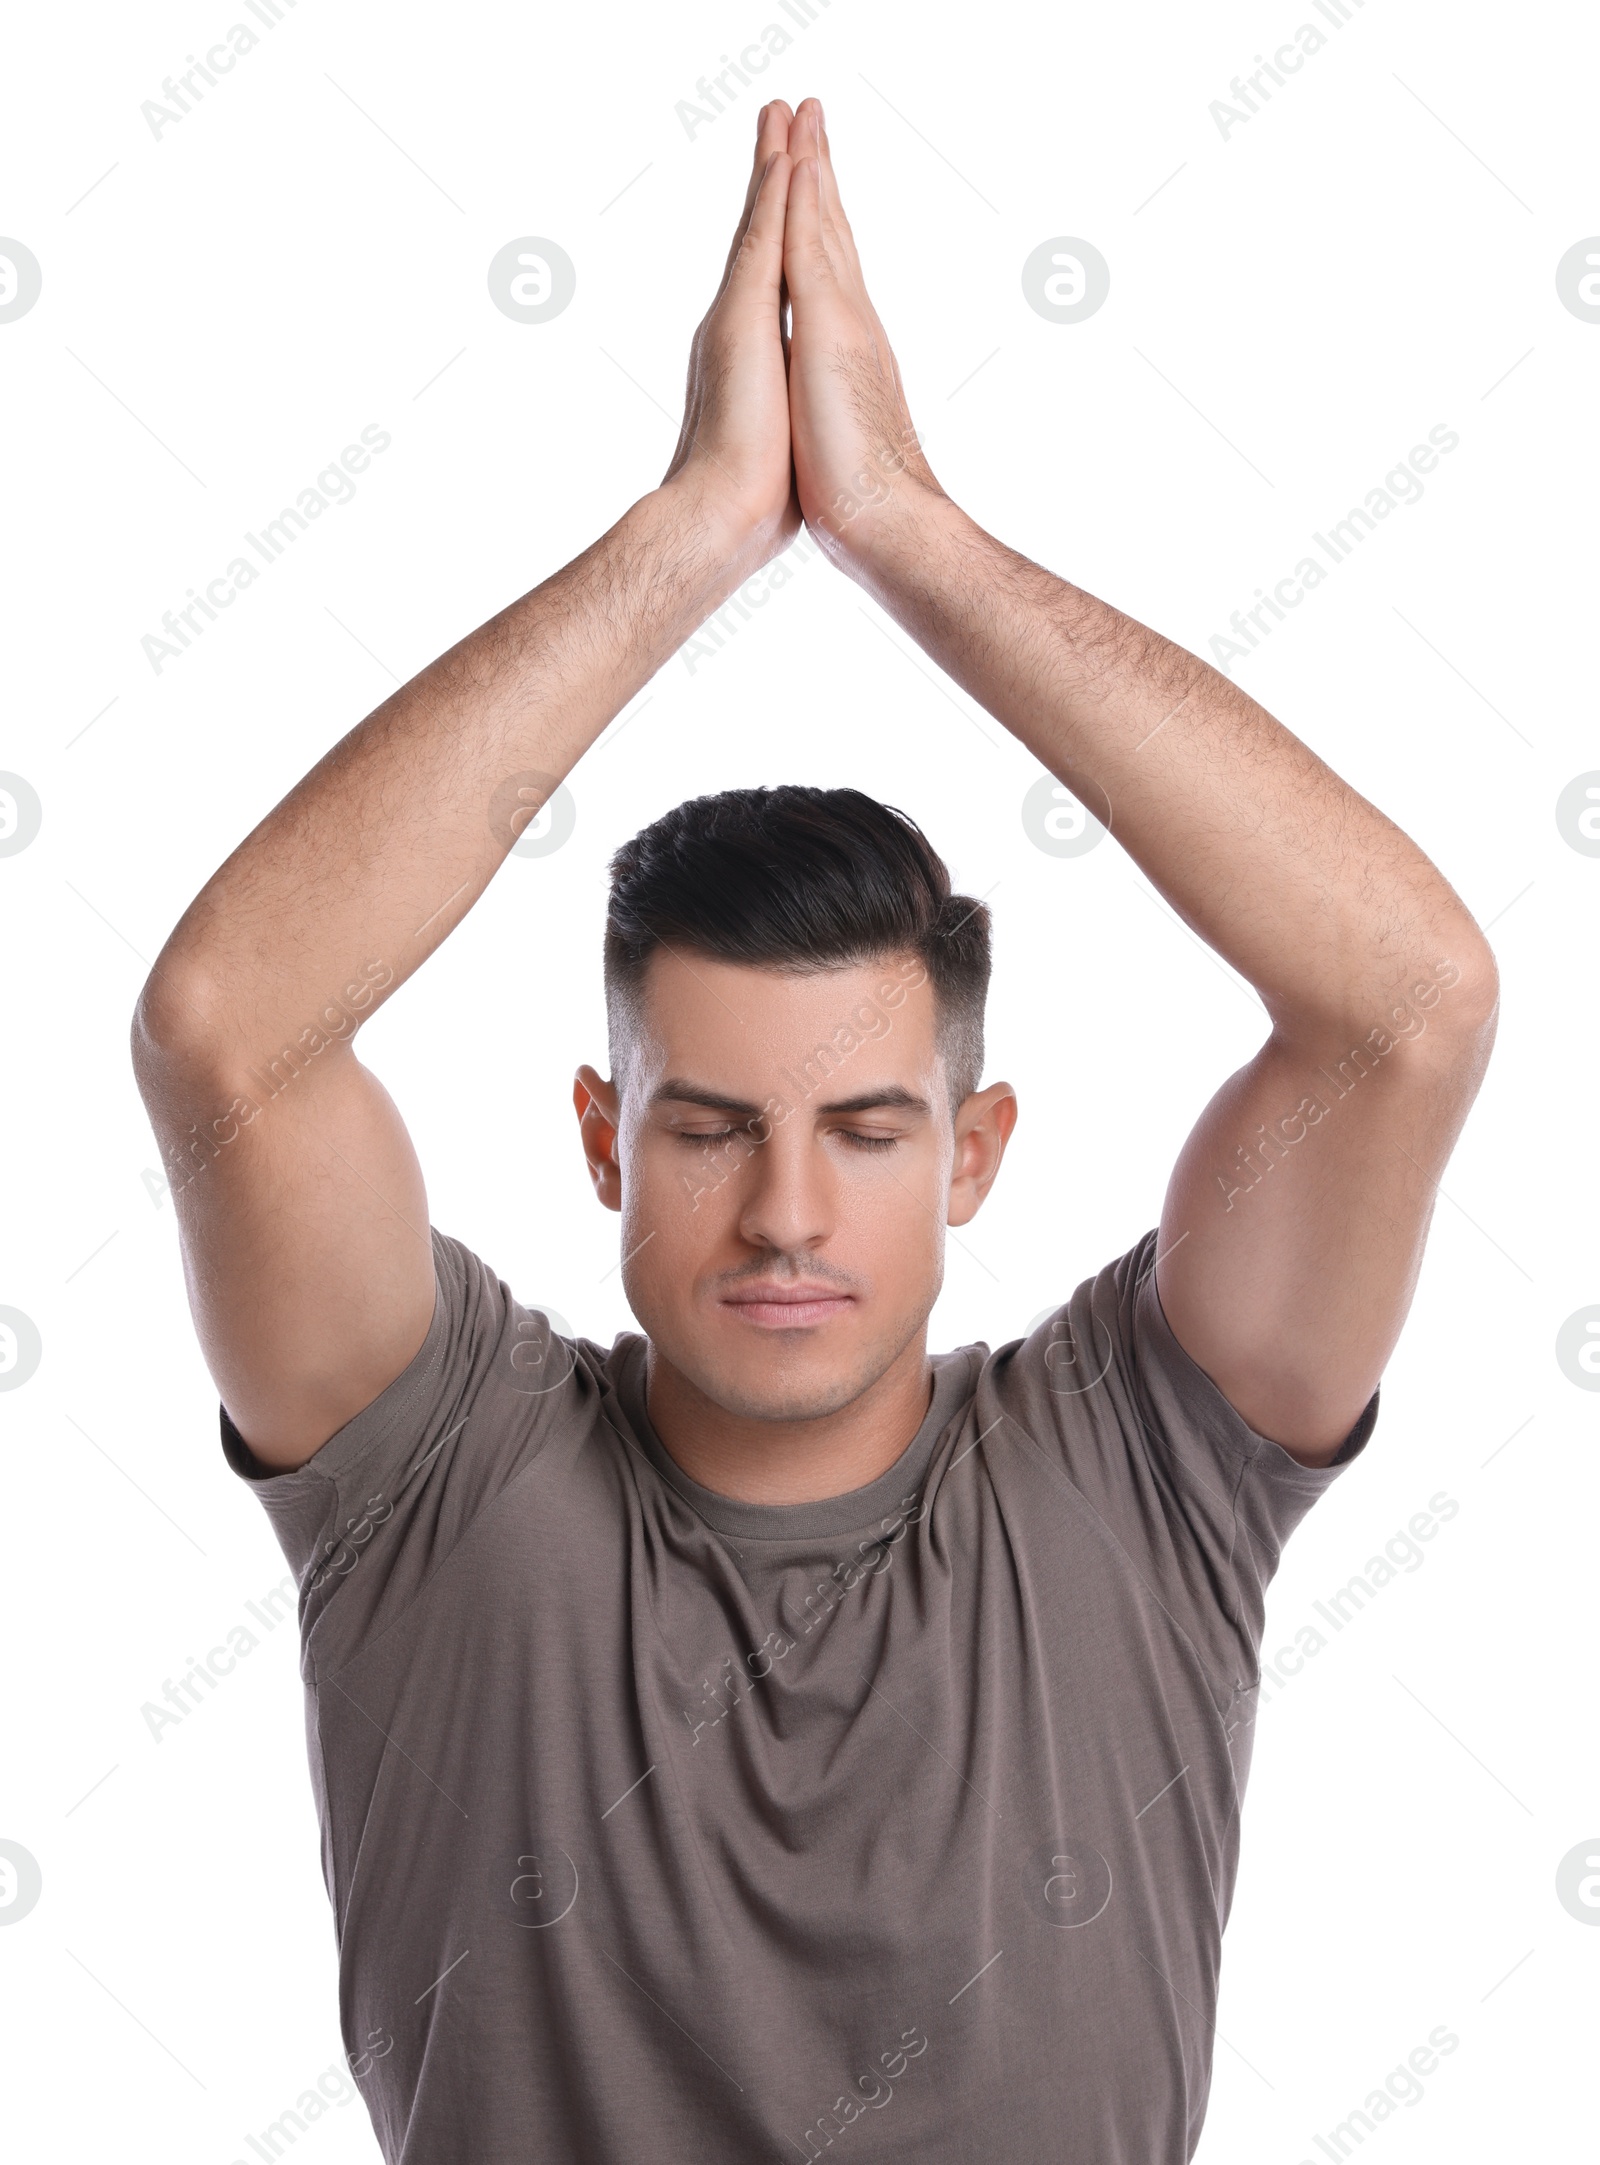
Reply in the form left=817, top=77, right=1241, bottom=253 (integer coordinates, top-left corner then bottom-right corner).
left=676, top=1129, right=900, bottom=1152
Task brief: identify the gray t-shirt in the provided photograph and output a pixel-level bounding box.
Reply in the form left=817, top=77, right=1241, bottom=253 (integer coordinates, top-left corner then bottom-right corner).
left=222, top=1224, right=1375, bottom=2164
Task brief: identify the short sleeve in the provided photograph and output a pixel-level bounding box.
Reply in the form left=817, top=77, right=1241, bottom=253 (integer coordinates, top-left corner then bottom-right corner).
left=990, top=1227, right=1377, bottom=1698
left=219, top=1227, right=601, bottom=1676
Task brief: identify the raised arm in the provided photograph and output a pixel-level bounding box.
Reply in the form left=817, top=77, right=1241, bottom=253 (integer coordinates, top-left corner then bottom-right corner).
left=779, top=99, right=1497, bottom=1465
left=132, top=107, right=800, bottom=1472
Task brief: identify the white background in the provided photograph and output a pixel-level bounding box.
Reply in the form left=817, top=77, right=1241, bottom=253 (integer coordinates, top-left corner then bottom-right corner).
left=2, top=0, right=1595, bottom=2158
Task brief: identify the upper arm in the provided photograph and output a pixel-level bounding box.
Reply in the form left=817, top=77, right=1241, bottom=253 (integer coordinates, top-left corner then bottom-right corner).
left=133, top=970, right=436, bottom=1473
left=1154, top=955, right=1498, bottom=1467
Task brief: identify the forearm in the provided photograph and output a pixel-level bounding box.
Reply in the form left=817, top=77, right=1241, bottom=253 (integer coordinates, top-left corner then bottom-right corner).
left=134, top=479, right=753, bottom=1072
left=848, top=491, right=1496, bottom=1042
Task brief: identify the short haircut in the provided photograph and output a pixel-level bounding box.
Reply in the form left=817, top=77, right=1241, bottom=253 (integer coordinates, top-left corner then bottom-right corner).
left=604, top=785, right=992, bottom=1116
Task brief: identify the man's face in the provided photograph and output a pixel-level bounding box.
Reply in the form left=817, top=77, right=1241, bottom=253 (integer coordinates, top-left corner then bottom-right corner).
left=573, top=949, right=1015, bottom=1425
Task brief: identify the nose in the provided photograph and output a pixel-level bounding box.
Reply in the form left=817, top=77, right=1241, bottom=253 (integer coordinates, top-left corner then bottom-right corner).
left=733, top=1119, right=837, bottom=1256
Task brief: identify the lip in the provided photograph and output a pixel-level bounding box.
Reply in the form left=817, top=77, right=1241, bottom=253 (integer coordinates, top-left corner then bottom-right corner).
left=719, top=1287, right=856, bottom=1330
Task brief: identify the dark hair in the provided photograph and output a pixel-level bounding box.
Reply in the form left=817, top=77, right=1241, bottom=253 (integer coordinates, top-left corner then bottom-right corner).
left=604, top=785, right=991, bottom=1114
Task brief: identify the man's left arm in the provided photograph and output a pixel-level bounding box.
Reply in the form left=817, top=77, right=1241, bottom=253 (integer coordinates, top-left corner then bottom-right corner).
left=780, top=101, right=1499, bottom=1467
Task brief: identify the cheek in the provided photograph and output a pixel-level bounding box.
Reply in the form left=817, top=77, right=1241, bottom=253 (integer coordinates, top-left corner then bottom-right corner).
left=616, top=1150, right=721, bottom=1321
left=840, top=1148, right=945, bottom=1253
left=623, top=1134, right=747, bottom=1251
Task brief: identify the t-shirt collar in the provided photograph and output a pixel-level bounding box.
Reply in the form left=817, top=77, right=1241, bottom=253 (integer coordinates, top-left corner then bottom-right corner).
left=606, top=1332, right=982, bottom=1543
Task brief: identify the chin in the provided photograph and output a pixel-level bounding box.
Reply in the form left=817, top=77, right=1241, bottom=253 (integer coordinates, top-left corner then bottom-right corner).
left=700, top=1369, right=869, bottom=1425
left=667, top=1322, right=886, bottom=1426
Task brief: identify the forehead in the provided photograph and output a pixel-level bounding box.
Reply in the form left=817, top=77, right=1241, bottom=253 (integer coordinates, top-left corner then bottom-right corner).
left=627, top=948, right=937, bottom=1082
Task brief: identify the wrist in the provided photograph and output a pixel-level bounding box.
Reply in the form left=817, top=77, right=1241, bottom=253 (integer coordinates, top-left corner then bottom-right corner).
left=654, top=471, right=794, bottom=585
left=820, top=472, right=966, bottom=594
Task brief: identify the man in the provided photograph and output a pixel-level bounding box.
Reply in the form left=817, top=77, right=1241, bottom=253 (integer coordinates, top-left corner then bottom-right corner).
left=133, top=97, right=1497, bottom=2165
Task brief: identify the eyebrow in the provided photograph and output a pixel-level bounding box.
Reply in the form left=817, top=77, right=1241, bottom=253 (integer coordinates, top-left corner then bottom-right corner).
left=649, top=1077, right=933, bottom=1120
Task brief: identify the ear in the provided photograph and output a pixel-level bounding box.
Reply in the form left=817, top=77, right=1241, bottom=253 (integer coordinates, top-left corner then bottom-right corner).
left=573, top=1065, right=623, bottom=1212
left=947, top=1081, right=1018, bottom=1229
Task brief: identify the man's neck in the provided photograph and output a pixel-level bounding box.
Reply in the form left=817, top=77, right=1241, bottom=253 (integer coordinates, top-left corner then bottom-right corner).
left=642, top=1333, right=935, bottom=1506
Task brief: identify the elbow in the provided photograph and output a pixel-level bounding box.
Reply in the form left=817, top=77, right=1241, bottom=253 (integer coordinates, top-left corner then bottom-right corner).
left=130, top=960, right=226, bottom=1094
left=1399, top=934, right=1499, bottom=1086
left=1278, top=932, right=1500, bottom=1080
left=1437, top=933, right=1500, bottom=1048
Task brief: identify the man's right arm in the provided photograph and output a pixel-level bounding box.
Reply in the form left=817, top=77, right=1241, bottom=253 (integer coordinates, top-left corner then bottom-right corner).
left=133, top=107, right=799, bottom=1473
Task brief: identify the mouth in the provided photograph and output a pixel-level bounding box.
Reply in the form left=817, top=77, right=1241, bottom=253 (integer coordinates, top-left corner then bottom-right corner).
left=719, top=1289, right=856, bottom=1330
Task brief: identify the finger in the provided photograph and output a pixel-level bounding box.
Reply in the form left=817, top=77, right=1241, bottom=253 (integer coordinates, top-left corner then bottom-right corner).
left=727, top=149, right=793, bottom=305
left=812, top=109, right=863, bottom=270
left=788, top=98, right=822, bottom=184
left=782, top=152, right=834, bottom=293
left=736, top=101, right=792, bottom=224
left=790, top=100, right=838, bottom=205
left=789, top=100, right=855, bottom=284
left=717, top=108, right=794, bottom=293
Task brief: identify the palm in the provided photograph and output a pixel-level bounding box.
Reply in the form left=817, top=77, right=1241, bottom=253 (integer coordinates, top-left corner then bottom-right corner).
left=780, top=101, right=936, bottom=554
left=662, top=105, right=800, bottom=552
